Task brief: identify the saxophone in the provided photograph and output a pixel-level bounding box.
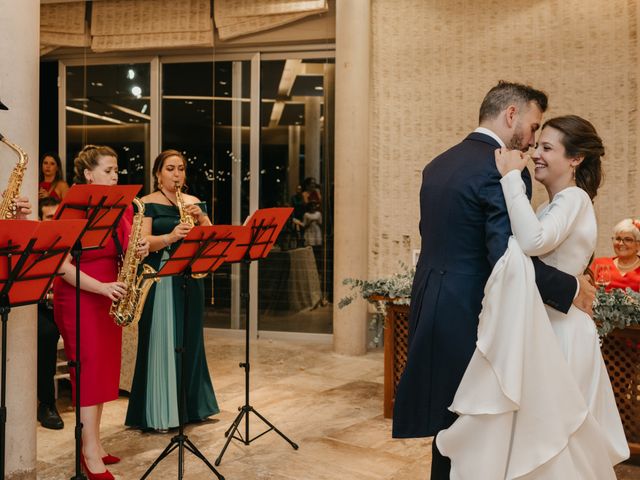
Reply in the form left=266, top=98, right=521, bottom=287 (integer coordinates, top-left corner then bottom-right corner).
left=110, top=198, right=159, bottom=327
left=0, top=132, right=28, bottom=219
left=175, top=181, right=195, bottom=227
left=174, top=181, right=208, bottom=278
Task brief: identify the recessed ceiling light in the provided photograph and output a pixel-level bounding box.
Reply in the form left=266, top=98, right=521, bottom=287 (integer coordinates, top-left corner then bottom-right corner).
left=314, top=86, right=324, bottom=91
left=127, top=69, right=135, bottom=80
left=131, top=86, right=142, bottom=98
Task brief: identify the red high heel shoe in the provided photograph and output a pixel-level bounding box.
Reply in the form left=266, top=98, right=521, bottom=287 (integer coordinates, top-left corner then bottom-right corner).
left=102, top=454, right=120, bottom=465
left=81, top=455, right=115, bottom=480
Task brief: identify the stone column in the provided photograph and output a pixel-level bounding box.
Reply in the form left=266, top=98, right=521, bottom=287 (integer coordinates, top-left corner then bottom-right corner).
left=288, top=125, right=301, bottom=197
left=333, top=0, right=370, bottom=355
left=303, top=97, right=321, bottom=181
left=0, top=0, right=39, bottom=478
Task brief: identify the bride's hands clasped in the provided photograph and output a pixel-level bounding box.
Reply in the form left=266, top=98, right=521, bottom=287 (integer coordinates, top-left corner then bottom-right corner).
left=495, top=147, right=530, bottom=177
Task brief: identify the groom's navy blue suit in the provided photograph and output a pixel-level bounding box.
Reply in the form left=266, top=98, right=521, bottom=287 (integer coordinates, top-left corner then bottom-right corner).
left=392, top=132, right=577, bottom=443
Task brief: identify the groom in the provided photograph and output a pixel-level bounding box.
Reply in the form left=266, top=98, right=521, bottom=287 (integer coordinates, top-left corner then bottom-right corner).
left=391, top=81, right=596, bottom=479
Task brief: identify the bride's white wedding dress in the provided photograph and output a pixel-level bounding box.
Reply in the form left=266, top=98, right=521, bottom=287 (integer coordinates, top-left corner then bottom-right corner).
left=436, top=171, right=629, bottom=479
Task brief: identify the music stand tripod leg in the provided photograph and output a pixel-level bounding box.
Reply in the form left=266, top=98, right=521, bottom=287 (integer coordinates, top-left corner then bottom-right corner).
left=215, top=264, right=298, bottom=467
left=141, top=270, right=224, bottom=480
left=70, top=242, right=87, bottom=480
left=0, top=295, right=9, bottom=479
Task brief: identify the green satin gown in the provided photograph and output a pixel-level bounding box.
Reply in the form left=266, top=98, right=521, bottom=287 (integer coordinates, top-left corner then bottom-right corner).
left=125, top=202, right=219, bottom=430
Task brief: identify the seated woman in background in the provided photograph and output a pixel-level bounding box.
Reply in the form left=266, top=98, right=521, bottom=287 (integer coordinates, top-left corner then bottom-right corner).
left=590, top=218, right=640, bottom=291
left=39, top=152, right=69, bottom=200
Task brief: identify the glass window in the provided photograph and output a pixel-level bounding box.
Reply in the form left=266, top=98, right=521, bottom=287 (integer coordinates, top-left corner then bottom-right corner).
left=162, top=60, right=251, bottom=329
left=65, top=63, right=151, bottom=191
left=258, top=58, right=335, bottom=334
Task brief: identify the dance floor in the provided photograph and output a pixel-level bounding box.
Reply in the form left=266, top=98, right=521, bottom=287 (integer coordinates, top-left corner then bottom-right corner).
left=36, top=331, right=640, bottom=479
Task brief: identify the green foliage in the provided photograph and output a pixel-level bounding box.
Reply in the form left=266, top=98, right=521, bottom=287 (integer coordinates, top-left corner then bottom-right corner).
left=338, top=262, right=414, bottom=309
left=593, top=288, right=640, bottom=337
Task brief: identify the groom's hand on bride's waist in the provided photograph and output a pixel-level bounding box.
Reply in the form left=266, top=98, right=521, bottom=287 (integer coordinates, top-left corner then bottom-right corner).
left=573, top=274, right=596, bottom=316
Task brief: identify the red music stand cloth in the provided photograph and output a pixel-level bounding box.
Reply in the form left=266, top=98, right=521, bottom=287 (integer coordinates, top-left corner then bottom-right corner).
left=240, top=207, right=293, bottom=261
left=0, top=219, right=87, bottom=307
left=54, top=184, right=140, bottom=250
left=154, top=207, right=293, bottom=278
left=155, top=225, right=250, bottom=278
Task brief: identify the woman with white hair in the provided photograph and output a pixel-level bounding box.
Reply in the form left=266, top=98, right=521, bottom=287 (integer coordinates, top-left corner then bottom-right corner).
left=590, top=218, right=640, bottom=292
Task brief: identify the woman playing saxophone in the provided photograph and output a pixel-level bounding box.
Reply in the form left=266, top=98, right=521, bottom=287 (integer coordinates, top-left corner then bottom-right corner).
left=53, top=145, right=149, bottom=479
left=125, top=149, right=219, bottom=433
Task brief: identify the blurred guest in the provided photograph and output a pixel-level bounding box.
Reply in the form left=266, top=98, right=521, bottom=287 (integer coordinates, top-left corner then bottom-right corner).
left=39, top=152, right=69, bottom=200
left=294, top=201, right=323, bottom=275
left=590, top=218, right=640, bottom=291
left=37, top=197, right=64, bottom=430
left=302, top=177, right=322, bottom=206
left=290, top=185, right=305, bottom=247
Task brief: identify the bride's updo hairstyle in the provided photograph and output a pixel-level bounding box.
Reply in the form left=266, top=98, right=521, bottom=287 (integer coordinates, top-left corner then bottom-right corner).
left=542, top=115, right=604, bottom=200
left=73, top=145, right=118, bottom=184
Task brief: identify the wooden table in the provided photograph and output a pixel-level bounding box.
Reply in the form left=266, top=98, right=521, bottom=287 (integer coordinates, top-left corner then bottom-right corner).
left=602, top=326, right=640, bottom=454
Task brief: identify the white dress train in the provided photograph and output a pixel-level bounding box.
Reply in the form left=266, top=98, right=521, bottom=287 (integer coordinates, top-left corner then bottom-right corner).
left=436, top=172, right=629, bottom=479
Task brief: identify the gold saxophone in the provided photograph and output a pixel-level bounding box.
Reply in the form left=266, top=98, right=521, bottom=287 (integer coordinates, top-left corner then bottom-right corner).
left=175, top=181, right=195, bottom=227
left=0, top=132, right=28, bottom=219
left=174, top=181, right=208, bottom=279
left=110, top=198, right=159, bottom=327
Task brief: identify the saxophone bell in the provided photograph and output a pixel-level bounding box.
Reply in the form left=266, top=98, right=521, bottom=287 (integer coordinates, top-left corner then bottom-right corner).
left=110, top=197, right=159, bottom=327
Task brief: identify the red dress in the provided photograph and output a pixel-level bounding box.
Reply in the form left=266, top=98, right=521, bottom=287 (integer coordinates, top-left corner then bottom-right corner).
left=39, top=180, right=61, bottom=201
left=54, top=206, right=132, bottom=406
left=590, top=256, right=640, bottom=292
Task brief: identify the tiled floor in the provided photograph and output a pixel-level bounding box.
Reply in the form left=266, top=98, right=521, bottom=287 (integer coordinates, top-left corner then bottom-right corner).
left=37, top=332, right=640, bottom=479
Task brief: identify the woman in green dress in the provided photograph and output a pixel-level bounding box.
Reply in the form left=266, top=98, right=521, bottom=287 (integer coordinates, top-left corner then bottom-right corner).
left=125, top=149, right=219, bottom=432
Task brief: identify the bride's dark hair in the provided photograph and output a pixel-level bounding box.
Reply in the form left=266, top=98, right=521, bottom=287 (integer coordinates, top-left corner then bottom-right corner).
left=542, top=115, right=604, bottom=200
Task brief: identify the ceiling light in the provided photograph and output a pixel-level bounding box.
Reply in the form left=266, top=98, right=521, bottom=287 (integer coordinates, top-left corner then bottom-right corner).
left=131, top=86, right=142, bottom=98
left=314, top=86, right=324, bottom=91
left=127, top=69, right=135, bottom=80
left=141, top=104, right=148, bottom=114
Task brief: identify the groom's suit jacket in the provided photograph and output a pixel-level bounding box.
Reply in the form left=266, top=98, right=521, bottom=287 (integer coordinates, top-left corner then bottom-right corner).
left=392, top=131, right=577, bottom=438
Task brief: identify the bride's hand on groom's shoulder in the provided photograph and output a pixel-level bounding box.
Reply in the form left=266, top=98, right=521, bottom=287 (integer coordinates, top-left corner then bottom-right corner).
left=495, top=147, right=530, bottom=177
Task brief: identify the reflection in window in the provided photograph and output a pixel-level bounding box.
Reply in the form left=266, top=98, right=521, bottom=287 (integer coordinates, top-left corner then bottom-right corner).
left=162, top=61, right=251, bottom=329
left=65, top=63, right=150, bottom=190
left=258, top=58, right=335, bottom=334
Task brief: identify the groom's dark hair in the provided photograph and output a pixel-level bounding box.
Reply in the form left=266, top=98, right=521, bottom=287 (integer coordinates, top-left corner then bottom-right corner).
left=479, top=81, right=548, bottom=123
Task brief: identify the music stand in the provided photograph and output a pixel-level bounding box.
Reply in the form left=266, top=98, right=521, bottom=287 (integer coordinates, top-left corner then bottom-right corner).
left=139, top=225, right=241, bottom=480
left=0, top=219, right=87, bottom=478
left=55, top=184, right=140, bottom=480
left=215, top=207, right=298, bottom=466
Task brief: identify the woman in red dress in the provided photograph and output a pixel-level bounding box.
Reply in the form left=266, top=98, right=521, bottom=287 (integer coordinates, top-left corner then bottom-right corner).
left=590, top=218, right=640, bottom=292
left=54, top=145, right=148, bottom=479
left=38, top=152, right=69, bottom=200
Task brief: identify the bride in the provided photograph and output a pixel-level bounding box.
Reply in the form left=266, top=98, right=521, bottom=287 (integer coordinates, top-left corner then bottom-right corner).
left=436, top=115, right=629, bottom=479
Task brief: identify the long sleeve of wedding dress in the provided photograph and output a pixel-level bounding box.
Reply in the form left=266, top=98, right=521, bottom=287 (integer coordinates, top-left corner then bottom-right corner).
left=499, top=170, right=590, bottom=257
